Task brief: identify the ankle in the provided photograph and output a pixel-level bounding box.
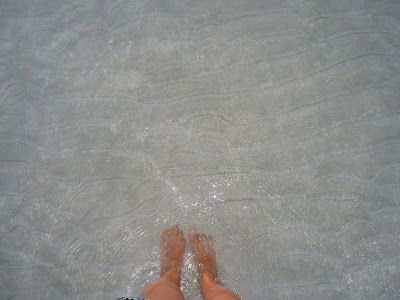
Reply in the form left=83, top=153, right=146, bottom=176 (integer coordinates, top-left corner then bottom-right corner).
left=162, top=267, right=181, bottom=287
left=201, top=273, right=219, bottom=296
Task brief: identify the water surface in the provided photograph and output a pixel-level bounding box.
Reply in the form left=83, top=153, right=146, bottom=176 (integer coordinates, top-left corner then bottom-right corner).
left=1, top=0, right=399, bottom=299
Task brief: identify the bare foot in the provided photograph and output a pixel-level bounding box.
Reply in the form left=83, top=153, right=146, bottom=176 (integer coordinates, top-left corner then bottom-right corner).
left=160, top=225, right=186, bottom=278
left=188, top=228, right=218, bottom=288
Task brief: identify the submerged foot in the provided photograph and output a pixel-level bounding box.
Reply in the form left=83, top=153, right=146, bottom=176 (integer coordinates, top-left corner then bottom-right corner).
left=160, top=225, right=186, bottom=278
left=188, top=228, right=218, bottom=288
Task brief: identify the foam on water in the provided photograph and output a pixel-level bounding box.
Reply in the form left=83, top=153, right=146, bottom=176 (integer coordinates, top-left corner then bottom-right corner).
left=1, top=0, right=400, bottom=299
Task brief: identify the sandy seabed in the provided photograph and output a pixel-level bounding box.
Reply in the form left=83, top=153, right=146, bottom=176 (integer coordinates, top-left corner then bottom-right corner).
left=1, top=0, right=399, bottom=299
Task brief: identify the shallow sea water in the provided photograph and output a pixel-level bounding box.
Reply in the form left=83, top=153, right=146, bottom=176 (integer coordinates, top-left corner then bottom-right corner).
left=1, top=0, right=400, bottom=299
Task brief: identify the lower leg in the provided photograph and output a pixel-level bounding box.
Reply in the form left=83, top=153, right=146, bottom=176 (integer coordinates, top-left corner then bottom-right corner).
left=141, top=226, right=185, bottom=300
left=141, top=273, right=183, bottom=300
left=202, top=273, right=241, bottom=300
left=189, top=228, right=241, bottom=300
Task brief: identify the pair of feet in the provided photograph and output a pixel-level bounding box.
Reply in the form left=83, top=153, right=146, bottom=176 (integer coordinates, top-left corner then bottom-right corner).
left=160, top=225, right=218, bottom=291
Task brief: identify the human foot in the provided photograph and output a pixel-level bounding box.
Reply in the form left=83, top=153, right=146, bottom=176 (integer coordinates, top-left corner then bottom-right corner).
left=188, top=228, right=218, bottom=289
left=160, top=225, right=186, bottom=280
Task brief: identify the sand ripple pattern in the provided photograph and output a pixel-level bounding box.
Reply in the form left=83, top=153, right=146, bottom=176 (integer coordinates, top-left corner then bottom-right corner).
left=1, top=0, right=400, bottom=299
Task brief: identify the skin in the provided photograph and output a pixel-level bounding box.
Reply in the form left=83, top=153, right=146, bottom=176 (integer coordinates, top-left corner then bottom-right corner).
left=142, top=225, right=241, bottom=300
left=188, top=227, right=220, bottom=296
left=159, top=225, right=186, bottom=286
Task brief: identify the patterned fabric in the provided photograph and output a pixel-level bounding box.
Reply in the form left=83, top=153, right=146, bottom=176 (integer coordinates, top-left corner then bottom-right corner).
left=116, top=298, right=150, bottom=300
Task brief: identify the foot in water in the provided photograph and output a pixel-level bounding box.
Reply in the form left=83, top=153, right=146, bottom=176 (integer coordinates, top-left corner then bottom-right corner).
left=143, top=226, right=241, bottom=300
left=160, top=225, right=186, bottom=285
left=188, top=228, right=218, bottom=293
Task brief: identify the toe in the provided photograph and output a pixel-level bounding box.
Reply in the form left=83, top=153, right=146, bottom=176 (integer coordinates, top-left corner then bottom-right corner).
left=172, top=225, right=178, bottom=234
left=161, top=229, right=168, bottom=240
left=188, top=228, right=197, bottom=239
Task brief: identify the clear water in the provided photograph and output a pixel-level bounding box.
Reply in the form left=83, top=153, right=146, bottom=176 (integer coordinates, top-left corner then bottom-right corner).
left=1, top=0, right=399, bottom=299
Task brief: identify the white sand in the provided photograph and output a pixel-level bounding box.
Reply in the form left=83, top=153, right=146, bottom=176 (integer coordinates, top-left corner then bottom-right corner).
left=1, top=0, right=399, bottom=299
